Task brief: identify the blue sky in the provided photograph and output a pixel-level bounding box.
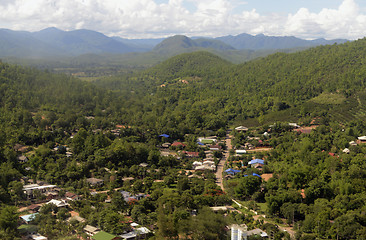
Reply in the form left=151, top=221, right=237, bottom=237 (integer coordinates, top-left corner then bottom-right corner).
left=242, top=0, right=345, bottom=14
left=0, top=0, right=365, bottom=39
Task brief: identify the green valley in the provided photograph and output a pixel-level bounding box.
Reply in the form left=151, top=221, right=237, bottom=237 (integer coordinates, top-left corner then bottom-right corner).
left=0, top=36, right=365, bottom=240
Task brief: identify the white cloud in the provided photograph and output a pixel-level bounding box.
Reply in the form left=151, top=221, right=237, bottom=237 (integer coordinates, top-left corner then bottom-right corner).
left=0, top=0, right=365, bottom=39
left=283, top=0, right=365, bottom=39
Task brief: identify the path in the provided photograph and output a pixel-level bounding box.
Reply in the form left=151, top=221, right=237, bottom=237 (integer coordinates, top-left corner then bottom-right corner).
left=215, top=131, right=232, bottom=191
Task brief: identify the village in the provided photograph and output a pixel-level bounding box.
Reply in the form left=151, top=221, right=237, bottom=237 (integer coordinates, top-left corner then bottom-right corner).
left=12, top=120, right=365, bottom=240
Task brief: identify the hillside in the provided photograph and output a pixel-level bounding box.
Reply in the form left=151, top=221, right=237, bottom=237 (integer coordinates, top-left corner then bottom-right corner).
left=0, top=28, right=352, bottom=79
left=92, top=38, right=366, bottom=133
left=217, top=33, right=348, bottom=50
left=152, top=35, right=234, bottom=55
left=2, top=36, right=366, bottom=133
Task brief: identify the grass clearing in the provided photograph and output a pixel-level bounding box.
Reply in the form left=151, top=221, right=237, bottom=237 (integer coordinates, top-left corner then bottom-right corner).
left=310, top=92, right=346, bottom=105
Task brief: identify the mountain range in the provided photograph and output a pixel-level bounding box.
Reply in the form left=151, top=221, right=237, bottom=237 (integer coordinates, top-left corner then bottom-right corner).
left=0, top=27, right=348, bottom=59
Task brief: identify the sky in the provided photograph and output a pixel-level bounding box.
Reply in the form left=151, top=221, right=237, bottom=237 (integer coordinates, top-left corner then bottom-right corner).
left=0, top=0, right=366, bottom=40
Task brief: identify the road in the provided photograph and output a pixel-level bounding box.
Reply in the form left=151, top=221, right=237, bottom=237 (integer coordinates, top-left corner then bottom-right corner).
left=215, top=131, right=232, bottom=191
left=215, top=130, right=296, bottom=239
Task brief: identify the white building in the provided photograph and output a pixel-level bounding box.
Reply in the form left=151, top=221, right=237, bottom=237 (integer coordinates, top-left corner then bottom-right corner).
left=231, top=224, right=268, bottom=240
left=231, top=224, right=248, bottom=240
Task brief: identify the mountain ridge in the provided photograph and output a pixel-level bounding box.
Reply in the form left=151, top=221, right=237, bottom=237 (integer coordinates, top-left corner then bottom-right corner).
left=0, top=28, right=350, bottom=60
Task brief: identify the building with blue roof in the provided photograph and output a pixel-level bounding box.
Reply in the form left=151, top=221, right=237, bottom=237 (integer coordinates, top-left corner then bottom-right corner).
left=248, top=159, right=264, bottom=165
left=244, top=173, right=262, bottom=178
left=159, top=134, right=170, bottom=138
left=225, top=168, right=241, bottom=175
left=20, top=213, right=38, bottom=224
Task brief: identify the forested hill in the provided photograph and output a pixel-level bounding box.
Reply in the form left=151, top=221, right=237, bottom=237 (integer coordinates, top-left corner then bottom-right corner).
left=2, top=37, right=366, bottom=141
left=95, top=37, right=366, bottom=132
left=148, top=51, right=232, bottom=79
left=0, top=61, right=132, bottom=146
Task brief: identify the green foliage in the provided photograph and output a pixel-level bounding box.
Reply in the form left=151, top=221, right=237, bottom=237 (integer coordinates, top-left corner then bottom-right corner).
left=234, top=176, right=262, bottom=200
left=0, top=205, right=19, bottom=237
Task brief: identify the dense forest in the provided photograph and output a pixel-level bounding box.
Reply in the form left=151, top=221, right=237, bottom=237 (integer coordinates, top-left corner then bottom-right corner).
left=0, top=37, right=365, bottom=239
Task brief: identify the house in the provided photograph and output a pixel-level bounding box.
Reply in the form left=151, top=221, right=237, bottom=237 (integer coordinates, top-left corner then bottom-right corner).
left=247, top=228, right=268, bottom=238
left=120, top=227, right=151, bottom=240
left=235, top=150, right=247, bottom=155
left=195, top=165, right=215, bottom=171
left=235, top=126, right=249, bottom=132
left=20, top=213, right=38, bottom=224
left=245, top=143, right=254, bottom=149
left=294, top=126, right=316, bottom=134
left=46, top=191, right=59, bottom=200
left=65, top=192, right=80, bottom=202
left=231, top=224, right=268, bottom=240
left=29, top=233, right=48, bottom=240
left=120, top=223, right=151, bottom=240
left=198, top=138, right=217, bottom=144
left=192, top=161, right=202, bottom=168
left=122, top=177, right=134, bottom=182
left=27, top=204, right=41, bottom=213
left=17, top=155, right=28, bottom=163
left=254, top=163, right=264, bottom=170
left=172, top=142, right=186, bottom=147
left=181, top=151, right=200, bottom=158
left=203, top=160, right=215, bottom=166
left=209, top=145, right=222, bottom=151
left=68, top=215, right=86, bottom=223
left=139, top=162, right=149, bottom=167
left=120, top=191, right=147, bottom=202
left=210, top=206, right=231, bottom=212
left=119, top=231, right=137, bottom=240
left=161, top=142, right=171, bottom=148
left=84, top=225, right=100, bottom=236
left=349, top=141, right=358, bottom=146
left=45, top=199, right=68, bottom=208
left=204, top=156, right=215, bottom=161
left=231, top=224, right=248, bottom=240
left=244, top=173, right=262, bottom=178
left=67, top=211, right=85, bottom=223
left=358, top=136, right=366, bottom=144
left=159, top=134, right=170, bottom=138
left=248, top=159, right=265, bottom=165
left=14, top=144, right=29, bottom=153
left=92, top=231, right=121, bottom=240
left=288, top=123, right=300, bottom=128
left=343, top=148, right=350, bottom=154
left=86, top=178, right=104, bottom=187
left=225, top=168, right=241, bottom=175
left=23, top=184, right=57, bottom=199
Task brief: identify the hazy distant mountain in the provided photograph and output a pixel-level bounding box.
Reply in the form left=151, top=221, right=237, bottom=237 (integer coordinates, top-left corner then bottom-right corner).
left=0, top=28, right=64, bottom=58
left=152, top=35, right=234, bottom=55
left=31, top=27, right=143, bottom=55
left=112, top=36, right=164, bottom=51
left=0, top=27, right=350, bottom=64
left=216, top=33, right=348, bottom=50
left=0, top=28, right=148, bottom=58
